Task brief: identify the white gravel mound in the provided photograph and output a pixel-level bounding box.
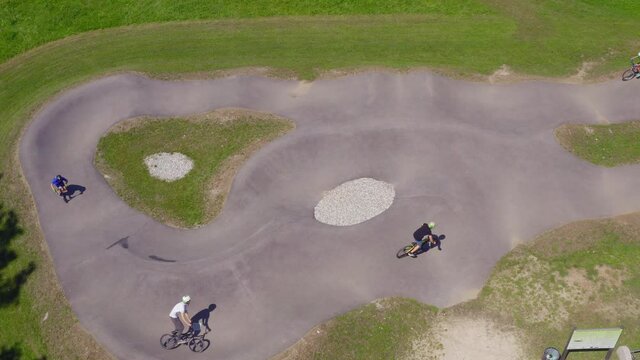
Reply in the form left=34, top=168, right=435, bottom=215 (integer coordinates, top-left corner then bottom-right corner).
left=314, top=178, right=395, bottom=226
left=144, top=152, right=194, bottom=182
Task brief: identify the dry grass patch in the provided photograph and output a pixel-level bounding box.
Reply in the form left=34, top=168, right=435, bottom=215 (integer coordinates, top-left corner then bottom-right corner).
left=272, top=298, right=439, bottom=360
left=276, top=212, right=640, bottom=359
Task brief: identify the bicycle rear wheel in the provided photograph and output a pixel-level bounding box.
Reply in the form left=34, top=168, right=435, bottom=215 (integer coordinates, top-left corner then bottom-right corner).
left=622, top=69, right=637, bottom=81
left=396, top=245, right=413, bottom=258
left=160, top=334, right=179, bottom=350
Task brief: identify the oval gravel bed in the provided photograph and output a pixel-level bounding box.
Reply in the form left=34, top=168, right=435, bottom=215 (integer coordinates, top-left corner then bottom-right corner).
left=314, top=178, right=395, bottom=226
left=144, top=152, right=194, bottom=182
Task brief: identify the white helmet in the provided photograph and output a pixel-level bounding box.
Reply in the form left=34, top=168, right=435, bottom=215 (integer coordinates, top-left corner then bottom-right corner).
left=428, top=222, right=436, bottom=229
left=182, top=295, right=191, bottom=303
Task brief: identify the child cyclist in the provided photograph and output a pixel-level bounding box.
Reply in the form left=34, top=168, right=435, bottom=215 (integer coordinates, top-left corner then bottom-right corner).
left=50, top=174, right=70, bottom=202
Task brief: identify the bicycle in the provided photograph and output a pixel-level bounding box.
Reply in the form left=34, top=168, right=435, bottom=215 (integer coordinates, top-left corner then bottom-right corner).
left=50, top=183, right=68, bottom=195
left=160, top=327, right=210, bottom=353
left=396, top=235, right=443, bottom=259
left=622, top=55, right=640, bottom=81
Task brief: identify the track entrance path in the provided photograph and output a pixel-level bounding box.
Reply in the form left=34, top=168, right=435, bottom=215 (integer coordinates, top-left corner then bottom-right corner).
left=20, top=72, right=640, bottom=359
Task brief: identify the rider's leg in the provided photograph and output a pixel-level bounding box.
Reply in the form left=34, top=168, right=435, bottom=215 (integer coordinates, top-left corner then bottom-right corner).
left=171, top=317, right=184, bottom=337
left=409, top=241, right=422, bottom=256
left=62, top=189, right=71, bottom=202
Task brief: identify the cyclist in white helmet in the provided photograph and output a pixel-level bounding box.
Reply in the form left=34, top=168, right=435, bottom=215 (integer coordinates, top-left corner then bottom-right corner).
left=408, top=222, right=438, bottom=258
left=169, top=295, right=192, bottom=342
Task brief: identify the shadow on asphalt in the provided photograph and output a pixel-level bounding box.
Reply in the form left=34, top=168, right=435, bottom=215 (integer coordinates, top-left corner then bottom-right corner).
left=148, top=255, right=176, bottom=263
left=106, top=236, right=128, bottom=250
left=63, top=184, right=86, bottom=203
left=0, top=201, right=35, bottom=308
left=414, top=233, right=446, bottom=257
left=191, top=303, right=217, bottom=349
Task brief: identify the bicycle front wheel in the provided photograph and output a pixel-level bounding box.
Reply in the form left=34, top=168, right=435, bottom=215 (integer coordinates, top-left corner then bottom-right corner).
left=622, top=69, right=637, bottom=81
left=189, top=338, right=210, bottom=352
left=160, top=334, right=179, bottom=350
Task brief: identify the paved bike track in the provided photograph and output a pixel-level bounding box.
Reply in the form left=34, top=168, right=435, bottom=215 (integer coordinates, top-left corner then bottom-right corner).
left=20, top=72, right=640, bottom=359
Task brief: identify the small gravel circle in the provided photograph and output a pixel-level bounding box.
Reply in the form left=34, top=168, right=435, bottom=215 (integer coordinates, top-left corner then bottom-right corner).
left=144, top=152, right=194, bottom=182
left=314, top=178, right=395, bottom=226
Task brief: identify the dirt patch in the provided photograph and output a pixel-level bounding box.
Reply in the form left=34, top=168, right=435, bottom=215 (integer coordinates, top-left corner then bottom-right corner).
left=152, top=66, right=299, bottom=81
left=568, top=61, right=598, bottom=83
left=488, top=64, right=512, bottom=83
left=559, top=267, right=596, bottom=306
left=428, top=316, right=524, bottom=360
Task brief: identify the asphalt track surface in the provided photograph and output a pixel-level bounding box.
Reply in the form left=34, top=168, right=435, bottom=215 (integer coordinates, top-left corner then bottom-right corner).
left=20, top=72, right=640, bottom=360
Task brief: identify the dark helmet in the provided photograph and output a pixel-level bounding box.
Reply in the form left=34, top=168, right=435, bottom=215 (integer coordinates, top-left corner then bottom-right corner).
left=56, top=175, right=63, bottom=180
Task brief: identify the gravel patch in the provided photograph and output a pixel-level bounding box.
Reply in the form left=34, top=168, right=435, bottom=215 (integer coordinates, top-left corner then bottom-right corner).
left=144, top=152, right=194, bottom=182
left=314, top=178, right=395, bottom=226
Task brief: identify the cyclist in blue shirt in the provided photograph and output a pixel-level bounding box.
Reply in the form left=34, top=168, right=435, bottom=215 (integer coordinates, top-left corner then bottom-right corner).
left=51, top=174, right=70, bottom=202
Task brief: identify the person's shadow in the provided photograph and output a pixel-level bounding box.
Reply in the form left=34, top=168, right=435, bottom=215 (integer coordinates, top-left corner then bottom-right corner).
left=190, top=303, right=216, bottom=352
left=417, top=234, right=446, bottom=255
left=62, top=184, right=86, bottom=203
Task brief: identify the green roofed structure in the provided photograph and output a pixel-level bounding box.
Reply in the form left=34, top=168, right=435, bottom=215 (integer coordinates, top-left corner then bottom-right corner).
left=546, top=327, right=624, bottom=360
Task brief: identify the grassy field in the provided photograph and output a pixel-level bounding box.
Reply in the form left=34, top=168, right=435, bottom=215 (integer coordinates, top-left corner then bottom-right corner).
left=279, top=214, right=640, bottom=359
left=96, top=110, right=293, bottom=227
left=556, top=121, right=640, bottom=166
left=1, top=1, right=640, bottom=358
left=274, top=298, right=439, bottom=360
left=0, top=0, right=492, bottom=62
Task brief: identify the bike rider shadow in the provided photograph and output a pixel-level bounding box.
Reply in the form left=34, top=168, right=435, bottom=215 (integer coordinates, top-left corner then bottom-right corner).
left=191, top=304, right=216, bottom=337
left=414, top=234, right=446, bottom=256
left=62, top=184, right=86, bottom=203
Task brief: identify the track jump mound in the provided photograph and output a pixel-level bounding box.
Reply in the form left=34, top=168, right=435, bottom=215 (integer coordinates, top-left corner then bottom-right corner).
left=314, top=178, right=395, bottom=226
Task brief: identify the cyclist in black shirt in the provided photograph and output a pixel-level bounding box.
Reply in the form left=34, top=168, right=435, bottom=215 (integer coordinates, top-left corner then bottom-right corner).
left=408, top=222, right=438, bottom=258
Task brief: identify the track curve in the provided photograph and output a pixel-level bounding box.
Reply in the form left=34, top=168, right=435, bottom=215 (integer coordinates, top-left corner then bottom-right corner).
left=20, top=72, right=640, bottom=359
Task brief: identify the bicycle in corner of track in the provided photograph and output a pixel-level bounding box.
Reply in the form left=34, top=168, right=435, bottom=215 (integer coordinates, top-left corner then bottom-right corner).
left=160, top=326, right=210, bottom=353
left=622, top=54, right=640, bottom=81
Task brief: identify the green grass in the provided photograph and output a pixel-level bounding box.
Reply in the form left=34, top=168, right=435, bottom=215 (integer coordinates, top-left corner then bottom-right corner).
left=277, top=298, right=439, bottom=360
left=96, top=112, right=293, bottom=227
left=0, top=0, right=492, bottom=63
left=314, top=299, right=437, bottom=360
left=1, top=1, right=640, bottom=358
left=556, top=121, right=640, bottom=166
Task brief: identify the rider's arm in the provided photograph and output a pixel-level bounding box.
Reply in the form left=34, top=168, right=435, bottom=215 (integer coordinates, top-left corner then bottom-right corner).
left=179, top=312, right=191, bottom=326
